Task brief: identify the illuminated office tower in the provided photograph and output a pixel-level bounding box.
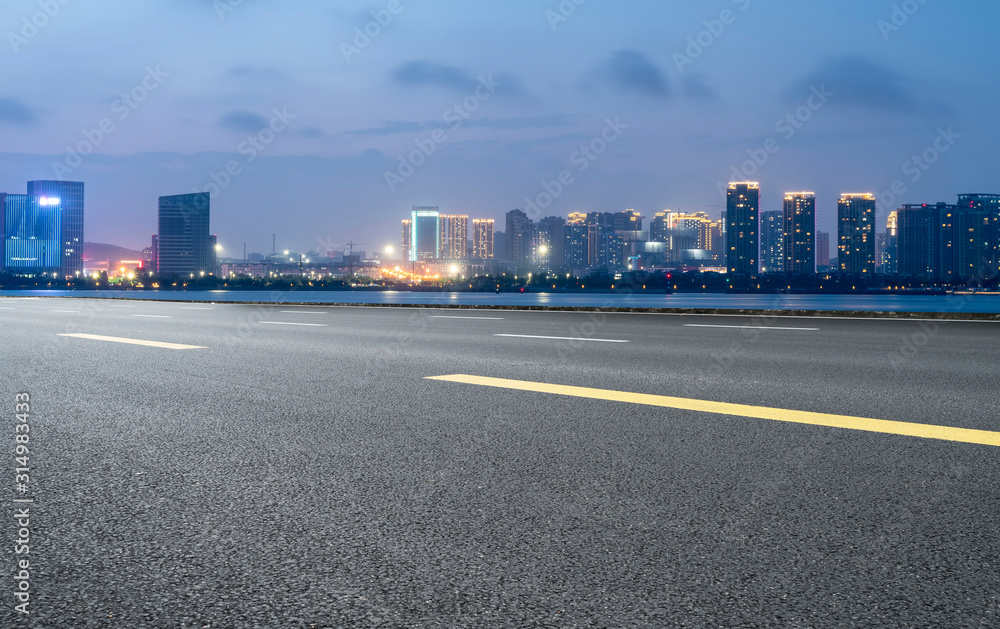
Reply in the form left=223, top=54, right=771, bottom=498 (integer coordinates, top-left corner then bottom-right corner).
left=27, top=180, right=84, bottom=277
left=472, top=219, right=494, bottom=259
left=837, top=193, right=877, bottom=275
left=410, top=206, right=441, bottom=262
left=157, top=193, right=213, bottom=276
left=0, top=193, right=63, bottom=275
left=726, top=182, right=760, bottom=276
left=760, top=210, right=783, bottom=273
left=783, top=192, right=816, bottom=274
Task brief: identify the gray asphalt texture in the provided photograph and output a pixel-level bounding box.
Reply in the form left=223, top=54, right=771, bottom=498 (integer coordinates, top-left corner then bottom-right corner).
left=1, top=297, right=998, bottom=628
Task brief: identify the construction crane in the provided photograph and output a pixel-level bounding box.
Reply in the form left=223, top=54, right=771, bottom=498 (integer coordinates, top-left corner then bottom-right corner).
left=345, top=241, right=366, bottom=277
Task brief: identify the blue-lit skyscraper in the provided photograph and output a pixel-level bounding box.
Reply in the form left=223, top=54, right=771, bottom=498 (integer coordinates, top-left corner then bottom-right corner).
left=409, top=206, right=440, bottom=262
left=27, top=180, right=84, bottom=277
left=1, top=193, right=64, bottom=275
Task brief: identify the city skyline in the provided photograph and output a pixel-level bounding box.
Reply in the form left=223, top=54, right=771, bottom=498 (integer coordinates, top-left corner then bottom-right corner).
left=3, top=174, right=994, bottom=283
left=0, top=1, right=996, bottom=252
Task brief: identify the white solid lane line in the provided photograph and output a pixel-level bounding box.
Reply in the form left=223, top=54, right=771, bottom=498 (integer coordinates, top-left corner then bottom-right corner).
left=50, top=309, right=80, bottom=313
left=132, top=314, right=174, bottom=319
left=108, top=304, right=136, bottom=308
left=279, top=311, right=328, bottom=314
left=431, top=316, right=505, bottom=320
left=181, top=307, right=214, bottom=310
left=260, top=321, right=328, bottom=327
left=494, top=334, right=629, bottom=343
left=58, top=333, right=206, bottom=350
left=683, top=324, right=819, bottom=331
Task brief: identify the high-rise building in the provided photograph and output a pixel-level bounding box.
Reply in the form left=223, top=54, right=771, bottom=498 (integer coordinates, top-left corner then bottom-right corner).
left=401, top=219, right=412, bottom=263
left=536, top=216, right=566, bottom=268
left=493, top=231, right=507, bottom=261
left=27, top=180, right=84, bottom=277
left=760, top=210, right=784, bottom=273
left=615, top=209, right=643, bottom=232
left=670, top=212, right=712, bottom=249
left=410, top=206, right=440, bottom=262
left=881, top=210, right=899, bottom=274
left=954, top=194, right=1000, bottom=280
left=586, top=223, right=601, bottom=268
left=437, top=214, right=449, bottom=258
left=648, top=211, right=671, bottom=244
left=666, top=212, right=713, bottom=264
left=565, top=221, right=589, bottom=270
left=446, top=215, right=469, bottom=259
left=472, top=219, right=494, bottom=260
left=816, top=232, right=831, bottom=268
left=505, top=209, right=532, bottom=264
left=837, top=193, right=877, bottom=275
left=709, top=219, right=725, bottom=262
left=783, top=192, right=816, bottom=274
left=1, top=193, right=63, bottom=275
left=157, top=193, right=213, bottom=276
left=897, top=203, right=955, bottom=280
left=145, top=234, right=158, bottom=269
left=726, top=182, right=760, bottom=276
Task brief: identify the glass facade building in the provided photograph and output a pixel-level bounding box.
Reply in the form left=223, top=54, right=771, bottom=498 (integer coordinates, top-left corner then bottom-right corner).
left=27, top=180, right=84, bottom=277
left=157, top=193, right=213, bottom=276
left=410, top=207, right=440, bottom=262
left=1, top=193, right=64, bottom=275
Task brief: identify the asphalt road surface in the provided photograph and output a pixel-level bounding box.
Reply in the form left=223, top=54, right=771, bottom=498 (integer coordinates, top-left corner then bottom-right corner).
left=1, top=297, right=998, bottom=628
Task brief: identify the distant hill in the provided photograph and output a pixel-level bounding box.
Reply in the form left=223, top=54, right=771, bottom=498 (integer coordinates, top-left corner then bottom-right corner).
left=83, top=242, right=145, bottom=263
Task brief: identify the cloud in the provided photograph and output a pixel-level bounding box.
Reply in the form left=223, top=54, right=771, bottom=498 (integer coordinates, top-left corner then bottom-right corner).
left=218, top=111, right=270, bottom=134
left=391, top=61, right=476, bottom=90
left=682, top=74, right=718, bottom=100
left=586, top=50, right=670, bottom=98
left=0, top=98, right=38, bottom=126
left=390, top=61, right=523, bottom=96
left=298, top=127, right=323, bottom=139
left=784, top=56, right=919, bottom=112
left=347, top=115, right=578, bottom=137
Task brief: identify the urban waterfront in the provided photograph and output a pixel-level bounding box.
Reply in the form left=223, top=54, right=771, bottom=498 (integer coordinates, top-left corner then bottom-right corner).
left=3, top=289, right=1000, bottom=313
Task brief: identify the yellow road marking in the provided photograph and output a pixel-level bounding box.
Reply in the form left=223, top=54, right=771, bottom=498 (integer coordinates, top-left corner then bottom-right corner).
left=59, top=333, right=206, bottom=350
left=426, top=374, right=1000, bottom=447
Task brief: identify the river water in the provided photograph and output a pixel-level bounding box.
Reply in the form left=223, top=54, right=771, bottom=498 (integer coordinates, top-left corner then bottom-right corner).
left=2, top=289, right=999, bottom=313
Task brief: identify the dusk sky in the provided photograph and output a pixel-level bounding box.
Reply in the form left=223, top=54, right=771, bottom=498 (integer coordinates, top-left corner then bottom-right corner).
left=1, top=0, right=996, bottom=255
